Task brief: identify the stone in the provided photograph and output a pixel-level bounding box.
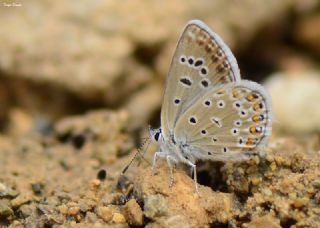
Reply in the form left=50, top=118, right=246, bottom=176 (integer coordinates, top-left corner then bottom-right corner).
left=10, top=192, right=33, bottom=208
left=68, top=206, right=80, bottom=216
left=96, top=206, right=113, bottom=222
left=265, top=72, right=320, bottom=133
left=164, top=215, right=190, bottom=228
left=112, top=212, right=126, bottom=224
left=124, top=199, right=143, bottom=226
left=0, top=182, right=19, bottom=198
left=144, top=194, right=167, bottom=219
left=0, top=200, right=13, bottom=218
left=246, top=214, right=281, bottom=228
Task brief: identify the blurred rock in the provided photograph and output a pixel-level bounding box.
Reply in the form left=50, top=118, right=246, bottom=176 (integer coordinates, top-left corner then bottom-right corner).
left=0, top=183, right=19, bottom=198
left=10, top=192, right=33, bottom=208
left=0, top=0, right=294, bottom=129
left=123, top=199, right=144, bottom=226
left=112, top=212, right=126, bottom=224
left=0, top=200, right=13, bottom=218
left=295, top=14, right=320, bottom=55
left=163, top=215, right=191, bottom=228
left=144, top=194, right=168, bottom=219
left=246, top=214, right=281, bottom=228
left=96, top=206, right=113, bottom=222
left=265, top=72, right=320, bottom=133
left=134, top=164, right=235, bottom=226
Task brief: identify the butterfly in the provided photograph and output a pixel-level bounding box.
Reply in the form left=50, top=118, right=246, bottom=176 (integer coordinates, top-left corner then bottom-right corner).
left=149, top=20, right=272, bottom=192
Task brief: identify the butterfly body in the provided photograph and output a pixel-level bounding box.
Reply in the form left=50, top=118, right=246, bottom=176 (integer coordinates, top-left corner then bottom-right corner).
left=150, top=20, right=272, bottom=191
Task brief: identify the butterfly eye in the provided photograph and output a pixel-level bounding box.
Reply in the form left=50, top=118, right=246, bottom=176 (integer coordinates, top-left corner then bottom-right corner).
left=211, top=117, right=222, bottom=128
left=154, top=132, right=161, bottom=141
left=194, top=59, right=204, bottom=67
left=188, top=56, right=195, bottom=65
left=199, top=67, right=208, bottom=76
left=174, top=98, right=181, bottom=105
left=233, top=101, right=241, bottom=109
left=179, top=55, right=187, bottom=64
left=231, top=128, right=239, bottom=136
left=234, top=120, right=242, bottom=127
left=238, top=137, right=244, bottom=145
left=203, top=99, right=212, bottom=107
left=200, top=129, right=207, bottom=136
left=188, top=116, right=197, bottom=125
left=200, top=79, right=210, bottom=88
left=239, top=110, right=248, bottom=117
left=217, top=100, right=225, bottom=108
left=179, top=76, right=193, bottom=88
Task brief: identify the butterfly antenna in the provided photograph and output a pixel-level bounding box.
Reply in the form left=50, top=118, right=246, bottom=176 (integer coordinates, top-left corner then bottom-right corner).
left=121, top=137, right=151, bottom=175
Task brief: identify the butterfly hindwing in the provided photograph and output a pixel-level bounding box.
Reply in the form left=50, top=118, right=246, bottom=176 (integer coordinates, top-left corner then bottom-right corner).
left=173, top=80, right=272, bottom=161
left=161, top=20, right=241, bottom=140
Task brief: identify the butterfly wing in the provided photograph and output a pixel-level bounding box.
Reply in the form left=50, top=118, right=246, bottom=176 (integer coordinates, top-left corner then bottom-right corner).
left=161, top=20, right=241, bottom=140
left=173, top=80, right=272, bottom=161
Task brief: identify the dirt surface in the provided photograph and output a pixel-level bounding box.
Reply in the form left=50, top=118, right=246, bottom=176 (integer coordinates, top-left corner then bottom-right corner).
left=0, top=110, right=319, bottom=227
left=1, top=1, right=320, bottom=227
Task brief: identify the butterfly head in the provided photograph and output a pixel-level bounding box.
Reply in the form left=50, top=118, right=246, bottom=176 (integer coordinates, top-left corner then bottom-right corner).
left=149, top=126, right=162, bottom=143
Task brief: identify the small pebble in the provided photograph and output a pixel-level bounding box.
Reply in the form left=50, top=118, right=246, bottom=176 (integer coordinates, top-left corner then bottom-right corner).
left=124, top=199, right=143, bottom=226
left=266, top=154, right=274, bottom=162
left=219, top=212, right=228, bottom=224
left=31, top=183, right=44, bottom=195
left=0, top=183, right=6, bottom=192
left=293, top=197, right=309, bottom=208
left=164, top=215, right=190, bottom=228
left=85, top=211, right=98, bottom=223
left=0, top=183, right=19, bottom=198
left=19, top=204, right=34, bottom=218
left=144, top=194, right=167, bottom=219
left=68, top=206, right=80, bottom=216
left=270, top=162, right=277, bottom=171
left=315, top=192, right=320, bottom=205
left=251, top=177, right=261, bottom=186
left=263, top=188, right=273, bottom=197
left=102, top=193, right=123, bottom=205
left=90, top=179, right=101, bottom=189
left=0, top=200, right=13, bottom=218
left=10, top=192, right=33, bottom=208
left=112, top=212, right=126, bottom=224
left=313, top=180, right=320, bottom=189
left=97, top=206, right=113, bottom=222
left=93, top=222, right=105, bottom=228
left=58, top=204, right=68, bottom=214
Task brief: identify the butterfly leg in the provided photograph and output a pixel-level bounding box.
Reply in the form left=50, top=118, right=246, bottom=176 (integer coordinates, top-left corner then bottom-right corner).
left=166, top=155, right=177, bottom=188
left=152, top=151, right=167, bottom=174
left=186, top=160, right=198, bottom=193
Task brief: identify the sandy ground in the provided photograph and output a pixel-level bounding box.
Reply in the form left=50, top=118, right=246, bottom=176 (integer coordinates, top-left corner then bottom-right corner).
left=1, top=1, right=320, bottom=227
left=0, top=110, right=319, bottom=227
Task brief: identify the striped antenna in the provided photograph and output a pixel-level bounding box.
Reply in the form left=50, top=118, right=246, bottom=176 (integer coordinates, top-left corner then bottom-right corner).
left=121, top=137, right=152, bottom=174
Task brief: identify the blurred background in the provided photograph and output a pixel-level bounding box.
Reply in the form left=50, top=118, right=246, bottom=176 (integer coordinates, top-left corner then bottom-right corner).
left=0, top=0, right=319, bottom=137
left=0, top=0, right=320, bottom=226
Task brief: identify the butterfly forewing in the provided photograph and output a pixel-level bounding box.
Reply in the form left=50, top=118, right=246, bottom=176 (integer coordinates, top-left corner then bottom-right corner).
left=161, top=20, right=241, bottom=140
left=174, top=80, right=272, bottom=161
